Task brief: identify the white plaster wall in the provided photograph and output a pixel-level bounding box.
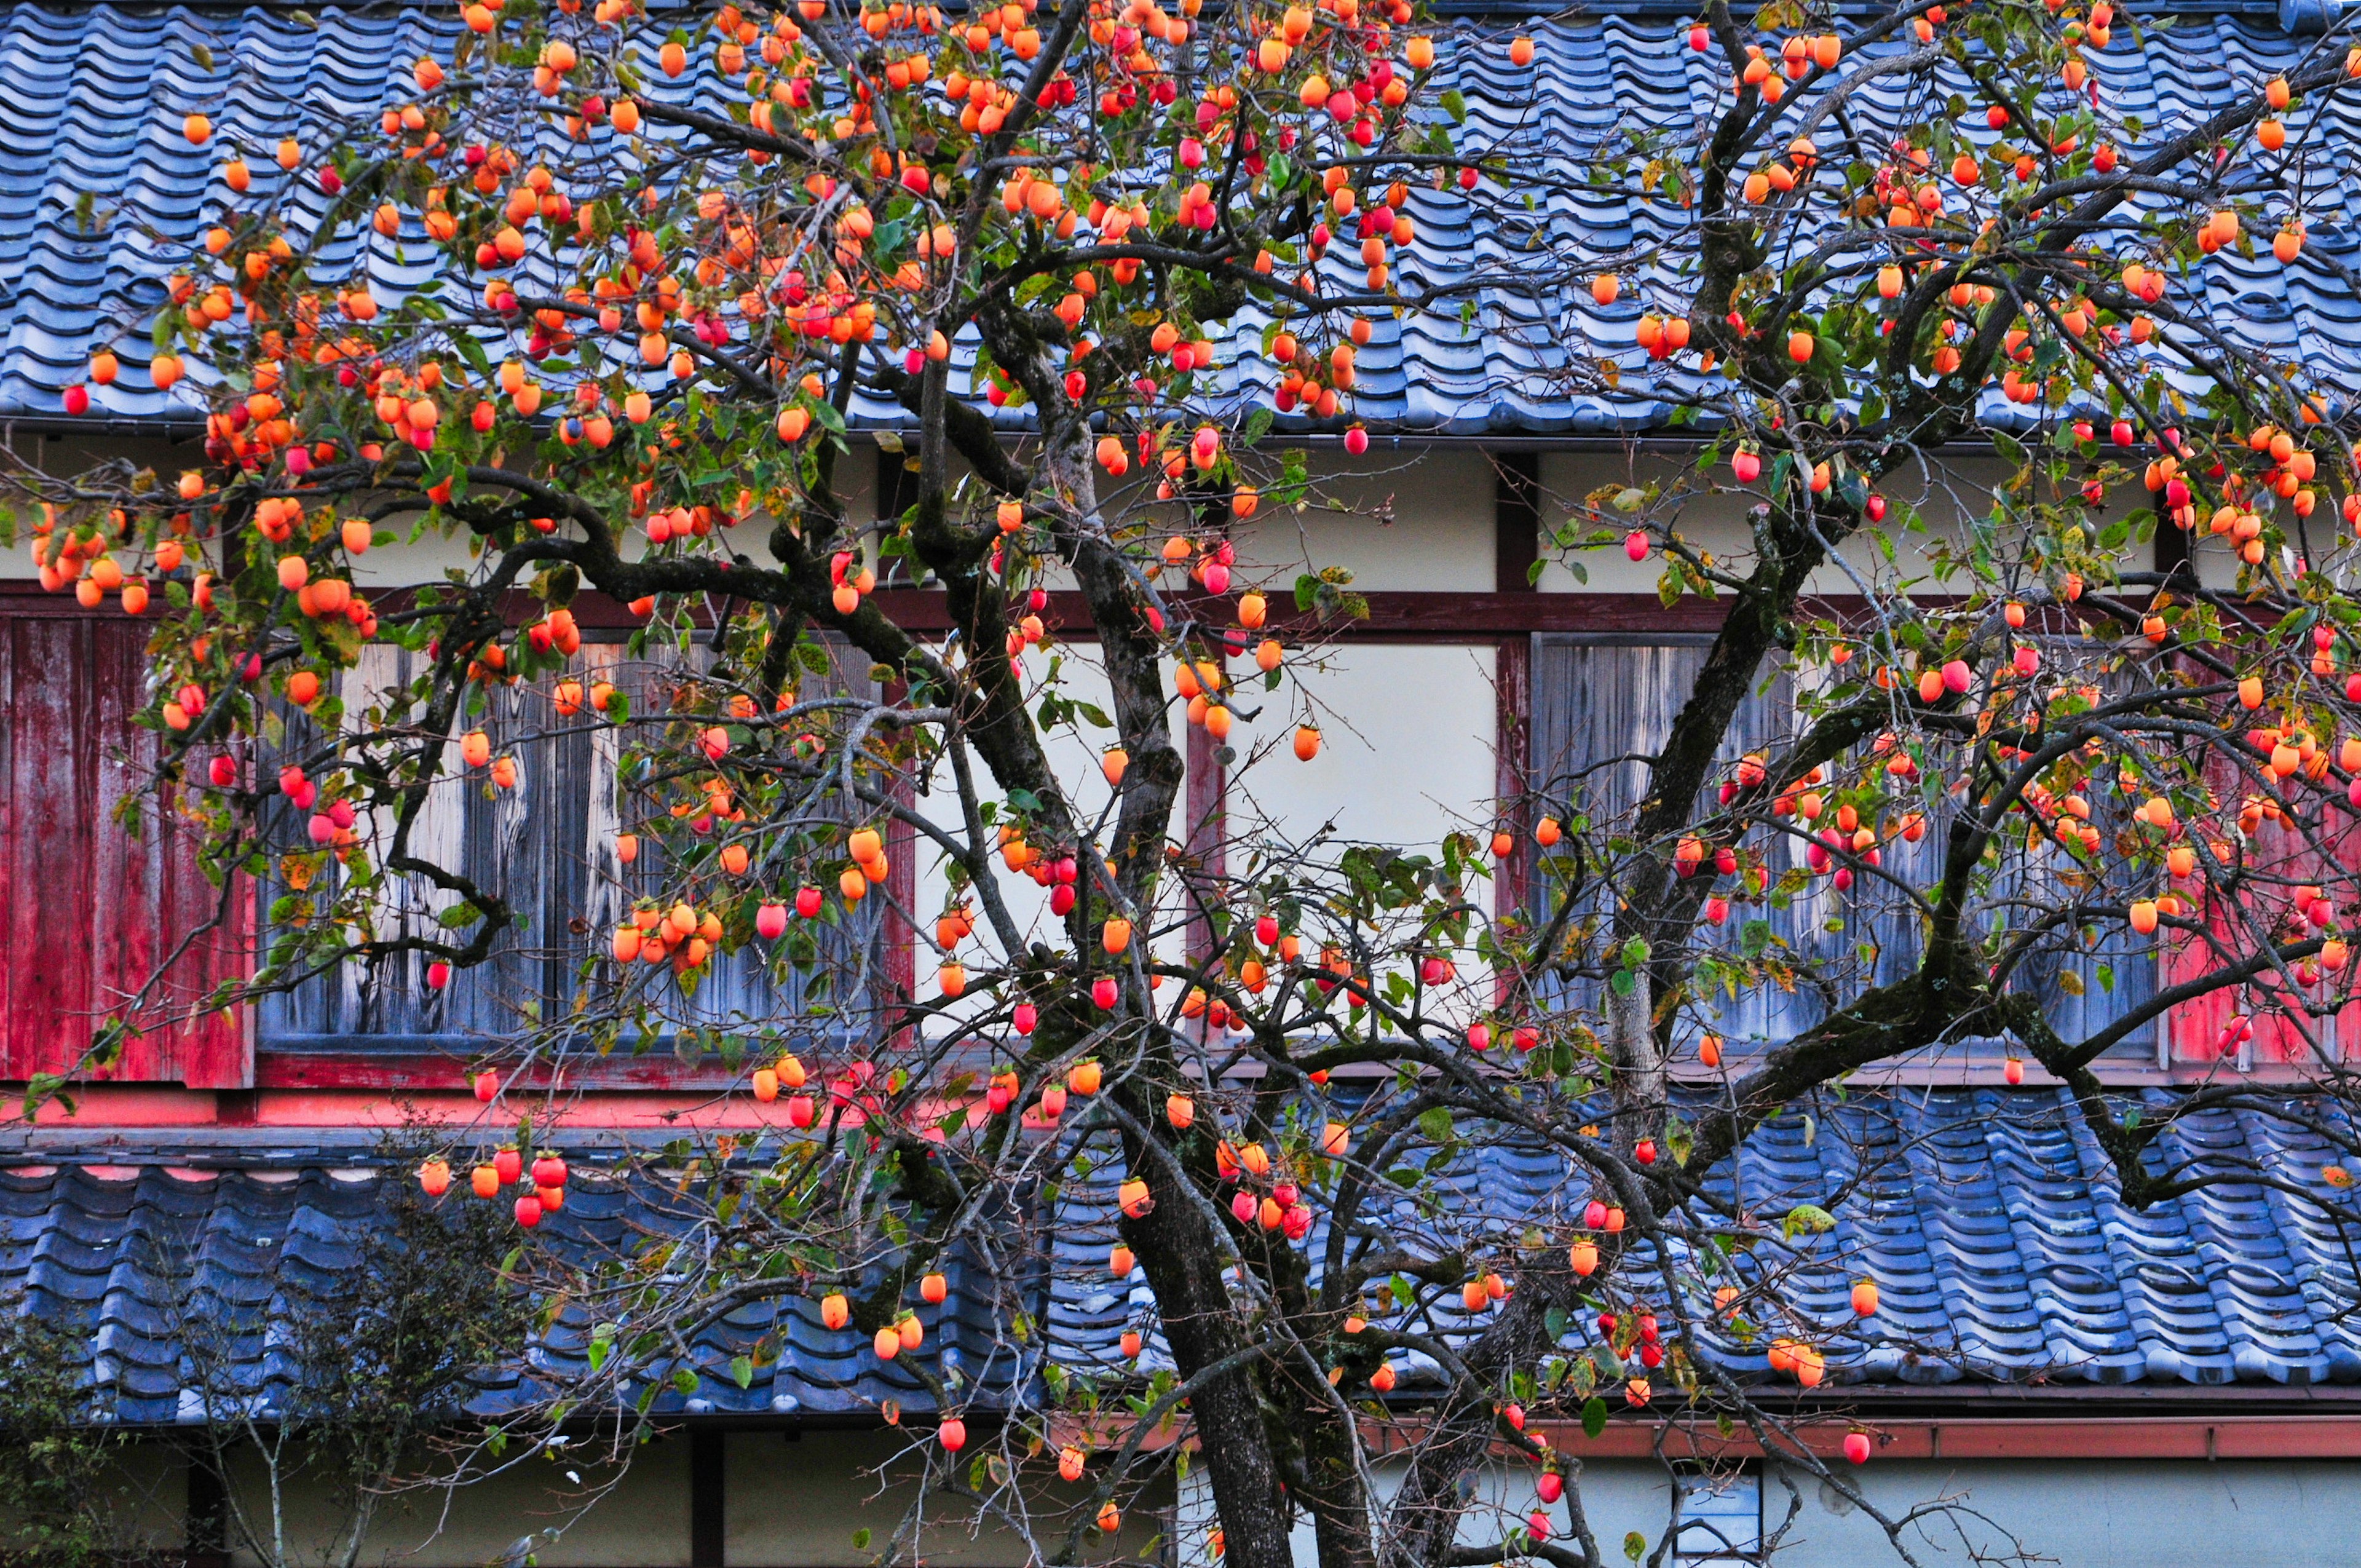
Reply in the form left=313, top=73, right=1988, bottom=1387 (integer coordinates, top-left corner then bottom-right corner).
left=1176, top=1455, right=1760, bottom=1568
left=1530, top=449, right=2127, bottom=597
left=1766, top=1458, right=2361, bottom=1568
left=214, top=1434, right=687, bottom=1568
left=0, top=1438, right=186, bottom=1553
left=1, top=432, right=188, bottom=580
left=723, top=1428, right=1165, bottom=1566
left=10, top=433, right=2251, bottom=598
left=1232, top=446, right=1499, bottom=593
left=39, top=1430, right=1167, bottom=1568
left=906, top=646, right=1187, bottom=999
left=0, top=433, right=884, bottom=589
left=1225, top=641, right=1498, bottom=861
left=909, top=639, right=1503, bottom=987
left=1178, top=1453, right=2361, bottom=1568
left=1, top=437, right=1505, bottom=595
left=39, top=1435, right=2361, bottom=1568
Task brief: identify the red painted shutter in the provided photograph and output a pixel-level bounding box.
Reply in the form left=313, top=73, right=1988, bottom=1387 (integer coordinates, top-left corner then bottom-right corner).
left=2165, top=809, right=2357, bottom=1070
left=0, top=600, right=250, bottom=1087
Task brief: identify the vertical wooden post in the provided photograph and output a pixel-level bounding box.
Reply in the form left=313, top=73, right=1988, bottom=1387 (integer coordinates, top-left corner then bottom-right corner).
left=875, top=445, right=920, bottom=1015
left=875, top=441, right=916, bottom=534
left=1495, top=636, right=1532, bottom=927
left=2154, top=497, right=2193, bottom=582
left=1493, top=451, right=1541, bottom=595
left=1185, top=723, right=1227, bottom=962
left=1492, top=452, right=1540, bottom=935
left=880, top=686, right=919, bottom=1015
left=690, top=1428, right=726, bottom=1568
left=184, top=1457, right=226, bottom=1568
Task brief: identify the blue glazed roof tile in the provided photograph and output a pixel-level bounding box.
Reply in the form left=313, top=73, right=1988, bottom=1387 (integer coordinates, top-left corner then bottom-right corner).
left=9, top=1088, right=2361, bottom=1421
left=0, top=6, right=2351, bottom=430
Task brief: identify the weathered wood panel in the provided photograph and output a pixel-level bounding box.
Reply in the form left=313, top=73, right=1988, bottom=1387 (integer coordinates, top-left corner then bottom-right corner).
left=256, top=644, right=600, bottom=1045
left=2163, top=808, right=2357, bottom=1069
left=595, top=639, right=887, bottom=1047
left=1527, top=636, right=2157, bottom=1070
left=1529, top=636, right=1800, bottom=1048
left=255, top=636, right=887, bottom=1051
left=0, top=612, right=248, bottom=1087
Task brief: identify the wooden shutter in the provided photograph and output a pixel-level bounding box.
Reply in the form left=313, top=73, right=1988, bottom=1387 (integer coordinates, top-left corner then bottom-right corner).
left=1528, top=636, right=1798, bottom=1044
left=0, top=601, right=250, bottom=1087
left=256, top=641, right=616, bottom=1045
left=256, top=635, right=885, bottom=1049
left=1527, top=635, right=2157, bottom=1073
left=2162, top=801, right=2357, bottom=1069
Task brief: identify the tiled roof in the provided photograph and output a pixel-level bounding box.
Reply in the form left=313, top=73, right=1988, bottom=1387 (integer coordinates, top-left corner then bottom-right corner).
left=0, top=1155, right=1042, bottom=1423
left=0, top=5, right=2355, bottom=434
left=10, top=1088, right=2361, bottom=1426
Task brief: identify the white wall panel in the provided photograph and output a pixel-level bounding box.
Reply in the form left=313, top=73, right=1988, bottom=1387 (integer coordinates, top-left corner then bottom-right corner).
left=1225, top=641, right=1498, bottom=858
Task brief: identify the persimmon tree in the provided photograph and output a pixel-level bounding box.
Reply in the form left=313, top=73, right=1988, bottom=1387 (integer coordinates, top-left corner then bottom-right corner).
left=14, top=0, right=2361, bottom=1563
left=166, top=1163, right=552, bottom=1568
left=0, top=1299, right=137, bottom=1568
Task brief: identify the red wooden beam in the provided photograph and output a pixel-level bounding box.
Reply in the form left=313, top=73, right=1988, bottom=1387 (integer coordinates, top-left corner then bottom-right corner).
left=1053, top=1410, right=2361, bottom=1462
left=251, top=1050, right=743, bottom=1092
left=0, top=579, right=1741, bottom=638
left=864, top=589, right=1734, bottom=641
left=1426, top=1415, right=2361, bottom=1462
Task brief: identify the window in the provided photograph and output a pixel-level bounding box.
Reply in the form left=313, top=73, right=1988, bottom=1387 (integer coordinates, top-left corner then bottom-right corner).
left=257, top=635, right=887, bottom=1052
left=1526, top=633, right=2160, bottom=1074
left=1673, top=1467, right=1762, bottom=1566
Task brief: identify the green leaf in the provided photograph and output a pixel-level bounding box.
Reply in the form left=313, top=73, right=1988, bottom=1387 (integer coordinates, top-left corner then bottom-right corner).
left=1783, top=1203, right=1836, bottom=1238
left=1439, top=88, right=1468, bottom=123
left=731, top=1355, right=754, bottom=1390
left=1581, top=1396, right=1608, bottom=1438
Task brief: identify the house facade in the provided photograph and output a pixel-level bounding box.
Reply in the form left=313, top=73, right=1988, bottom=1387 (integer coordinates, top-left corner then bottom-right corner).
left=7, top=0, right=2361, bottom=1564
